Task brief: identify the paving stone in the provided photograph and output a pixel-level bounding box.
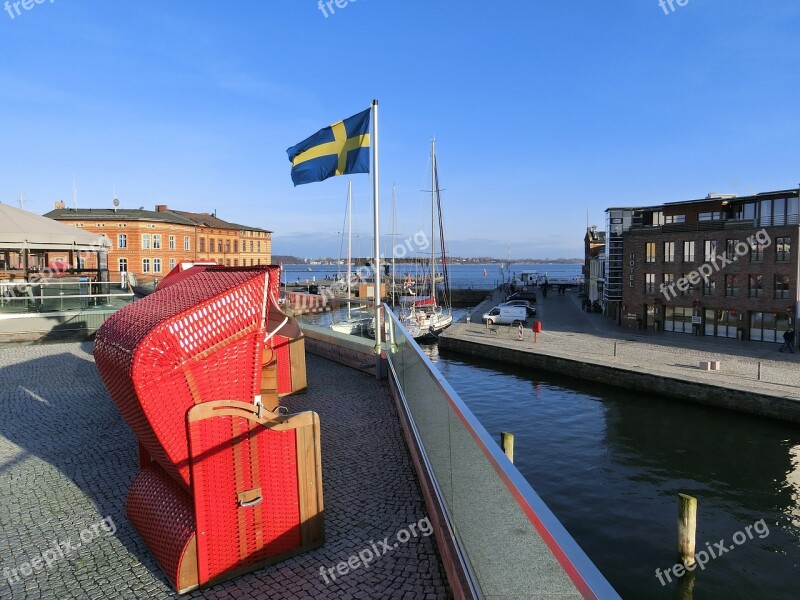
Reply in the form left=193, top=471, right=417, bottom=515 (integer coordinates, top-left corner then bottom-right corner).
left=0, top=342, right=448, bottom=599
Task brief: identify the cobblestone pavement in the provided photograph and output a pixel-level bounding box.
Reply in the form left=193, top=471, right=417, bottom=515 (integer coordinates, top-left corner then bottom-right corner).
left=460, top=288, right=800, bottom=398
left=0, top=342, right=447, bottom=599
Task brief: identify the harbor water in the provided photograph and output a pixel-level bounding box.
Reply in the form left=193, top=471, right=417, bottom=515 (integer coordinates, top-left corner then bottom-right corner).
left=424, top=344, right=800, bottom=599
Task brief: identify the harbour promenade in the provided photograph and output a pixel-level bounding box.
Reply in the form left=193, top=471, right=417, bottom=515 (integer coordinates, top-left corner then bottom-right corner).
left=441, top=289, right=800, bottom=420
left=0, top=343, right=447, bottom=599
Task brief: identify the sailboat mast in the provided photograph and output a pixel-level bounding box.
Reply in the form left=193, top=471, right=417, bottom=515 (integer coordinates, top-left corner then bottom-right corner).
left=346, top=180, right=353, bottom=316
left=431, top=138, right=436, bottom=302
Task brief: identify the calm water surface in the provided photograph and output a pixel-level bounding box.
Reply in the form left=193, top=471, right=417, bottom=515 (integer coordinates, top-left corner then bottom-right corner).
left=424, top=344, right=800, bottom=600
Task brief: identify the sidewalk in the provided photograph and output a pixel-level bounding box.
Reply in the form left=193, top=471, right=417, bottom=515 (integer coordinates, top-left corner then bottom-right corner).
left=0, top=343, right=447, bottom=599
left=449, top=289, right=800, bottom=399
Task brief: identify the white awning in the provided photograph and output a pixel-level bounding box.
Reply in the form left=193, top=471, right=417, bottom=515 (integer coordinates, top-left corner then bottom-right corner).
left=0, top=203, right=111, bottom=251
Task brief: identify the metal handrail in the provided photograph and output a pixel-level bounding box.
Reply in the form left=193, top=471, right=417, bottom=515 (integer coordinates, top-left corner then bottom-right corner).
left=383, top=305, right=620, bottom=599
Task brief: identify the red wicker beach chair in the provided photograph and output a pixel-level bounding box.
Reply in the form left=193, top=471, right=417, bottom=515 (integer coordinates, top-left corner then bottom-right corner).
left=94, top=267, right=323, bottom=594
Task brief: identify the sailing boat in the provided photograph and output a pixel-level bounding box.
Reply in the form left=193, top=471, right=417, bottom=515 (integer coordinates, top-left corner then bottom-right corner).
left=401, top=139, right=453, bottom=339
left=330, top=181, right=374, bottom=337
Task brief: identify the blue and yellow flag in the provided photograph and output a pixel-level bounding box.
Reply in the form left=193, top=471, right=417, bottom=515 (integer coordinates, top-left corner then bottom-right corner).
left=286, top=108, right=371, bottom=186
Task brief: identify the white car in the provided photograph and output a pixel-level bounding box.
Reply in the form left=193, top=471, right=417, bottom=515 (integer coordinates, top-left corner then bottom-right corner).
left=482, top=305, right=528, bottom=325
left=499, top=300, right=536, bottom=317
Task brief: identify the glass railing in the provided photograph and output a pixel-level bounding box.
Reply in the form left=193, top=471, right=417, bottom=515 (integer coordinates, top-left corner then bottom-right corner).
left=0, top=279, right=134, bottom=314
left=289, top=293, right=378, bottom=343
left=384, top=306, right=620, bottom=599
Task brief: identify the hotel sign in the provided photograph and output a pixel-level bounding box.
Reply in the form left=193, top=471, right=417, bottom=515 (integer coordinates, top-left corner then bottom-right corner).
left=629, top=253, right=635, bottom=288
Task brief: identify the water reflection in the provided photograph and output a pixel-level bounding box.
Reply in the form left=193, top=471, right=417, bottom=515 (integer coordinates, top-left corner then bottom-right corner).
left=430, top=349, right=800, bottom=600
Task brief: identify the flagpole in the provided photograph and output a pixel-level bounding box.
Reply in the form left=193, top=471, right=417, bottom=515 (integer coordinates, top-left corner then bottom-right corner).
left=371, top=99, right=381, bottom=357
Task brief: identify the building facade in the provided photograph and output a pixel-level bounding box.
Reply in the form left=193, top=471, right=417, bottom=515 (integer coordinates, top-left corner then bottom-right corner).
left=583, top=226, right=606, bottom=303
left=45, top=203, right=272, bottom=284
left=604, top=189, right=800, bottom=343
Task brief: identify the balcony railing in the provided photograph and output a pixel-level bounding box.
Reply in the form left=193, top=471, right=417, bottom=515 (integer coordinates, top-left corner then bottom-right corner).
left=0, top=279, right=134, bottom=314
left=383, top=307, right=619, bottom=599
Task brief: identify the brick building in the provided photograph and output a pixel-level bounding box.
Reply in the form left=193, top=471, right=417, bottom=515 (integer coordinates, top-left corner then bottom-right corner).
left=45, top=203, right=272, bottom=284
left=604, top=188, right=799, bottom=343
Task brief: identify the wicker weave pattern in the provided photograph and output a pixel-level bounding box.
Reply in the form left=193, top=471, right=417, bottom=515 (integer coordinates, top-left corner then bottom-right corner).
left=95, top=270, right=268, bottom=488
left=126, top=465, right=197, bottom=589
left=188, top=413, right=302, bottom=584
left=94, top=266, right=321, bottom=593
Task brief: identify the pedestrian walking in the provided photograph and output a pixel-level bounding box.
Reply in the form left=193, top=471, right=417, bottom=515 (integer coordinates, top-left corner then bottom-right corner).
left=779, top=328, right=795, bottom=353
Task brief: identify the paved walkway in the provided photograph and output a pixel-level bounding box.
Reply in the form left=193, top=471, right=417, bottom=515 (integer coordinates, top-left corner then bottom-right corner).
left=0, top=343, right=447, bottom=599
left=456, top=288, right=800, bottom=398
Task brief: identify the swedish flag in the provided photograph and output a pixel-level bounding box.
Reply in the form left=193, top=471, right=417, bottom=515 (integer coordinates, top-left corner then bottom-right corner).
left=286, top=108, right=371, bottom=186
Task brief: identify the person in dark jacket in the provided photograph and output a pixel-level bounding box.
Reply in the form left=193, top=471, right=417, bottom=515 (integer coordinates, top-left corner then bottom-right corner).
left=779, top=328, right=795, bottom=353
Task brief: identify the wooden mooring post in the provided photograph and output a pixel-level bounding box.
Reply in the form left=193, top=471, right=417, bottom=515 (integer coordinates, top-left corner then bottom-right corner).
left=501, top=432, right=514, bottom=464
left=678, top=493, right=697, bottom=567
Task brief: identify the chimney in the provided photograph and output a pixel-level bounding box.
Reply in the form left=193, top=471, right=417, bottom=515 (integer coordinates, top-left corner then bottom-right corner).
left=155, top=204, right=168, bottom=212
left=54, top=200, right=65, bottom=209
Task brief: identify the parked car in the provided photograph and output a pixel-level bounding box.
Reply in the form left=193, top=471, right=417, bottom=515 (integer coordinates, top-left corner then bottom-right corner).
left=500, top=299, right=536, bottom=317
left=482, top=305, right=527, bottom=325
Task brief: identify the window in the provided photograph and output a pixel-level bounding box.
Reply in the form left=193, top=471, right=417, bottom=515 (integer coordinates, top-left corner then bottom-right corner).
left=233, top=241, right=238, bottom=253
left=142, top=234, right=151, bottom=249
left=683, top=241, right=695, bottom=262
left=142, top=258, right=151, bottom=273
left=209, top=238, right=214, bottom=252
left=738, top=202, right=756, bottom=221
left=117, top=234, right=127, bottom=249
left=775, top=275, right=790, bottom=299
left=725, top=239, right=739, bottom=261
left=169, top=258, right=176, bottom=270
left=776, top=236, right=790, bottom=262
left=702, top=277, right=715, bottom=296
left=225, top=259, right=231, bottom=266
left=169, top=235, right=175, bottom=250
left=225, top=240, right=231, bottom=253
left=651, top=211, right=665, bottom=226
left=704, top=240, right=717, bottom=261
left=184, top=236, right=190, bottom=251
left=199, top=238, right=206, bottom=252
left=645, top=273, right=655, bottom=293
left=750, top=238, right=765, bottom=262
left=663, top=242, right=675, bottom=263
left=758, top=197, right=800, bottom=226
left=724, top=274, right=738, bottom=297
left=681, top=273, right=694, bottom=295
left=218, top=241, right=223, bottom=253
left=249, top=240, right=254, bottom=252
left=153, top=234, right=162, bottom=250
left=663, top=274, right=674, bottom=292
left=257, top=241, right=261, bottom=253
left=748, top=275, right=763, bottom=298
left=118, top=258, right=128, bottom=272
left=665, top=214, right=686, bottom=224
left=699, top=211, right=724, bottom=221
left=153, top=258, right=161, bottom=273
left=78, top=257, right=86, bottom=269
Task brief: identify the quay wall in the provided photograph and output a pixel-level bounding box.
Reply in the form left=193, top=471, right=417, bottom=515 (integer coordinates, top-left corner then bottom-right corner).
left=438, top=334, right=800, bottom=424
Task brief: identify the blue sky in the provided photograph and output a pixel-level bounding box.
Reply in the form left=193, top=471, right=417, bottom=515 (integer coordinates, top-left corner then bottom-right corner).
left=1, top=1, right=798, bottom=259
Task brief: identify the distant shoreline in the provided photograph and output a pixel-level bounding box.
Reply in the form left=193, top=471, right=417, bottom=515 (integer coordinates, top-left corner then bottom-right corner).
left=276, top=257, right=584, bottom=266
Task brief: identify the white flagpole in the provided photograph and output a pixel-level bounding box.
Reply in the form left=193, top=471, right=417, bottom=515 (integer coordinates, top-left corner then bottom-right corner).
left=371, top=99, right=381, bottom=356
